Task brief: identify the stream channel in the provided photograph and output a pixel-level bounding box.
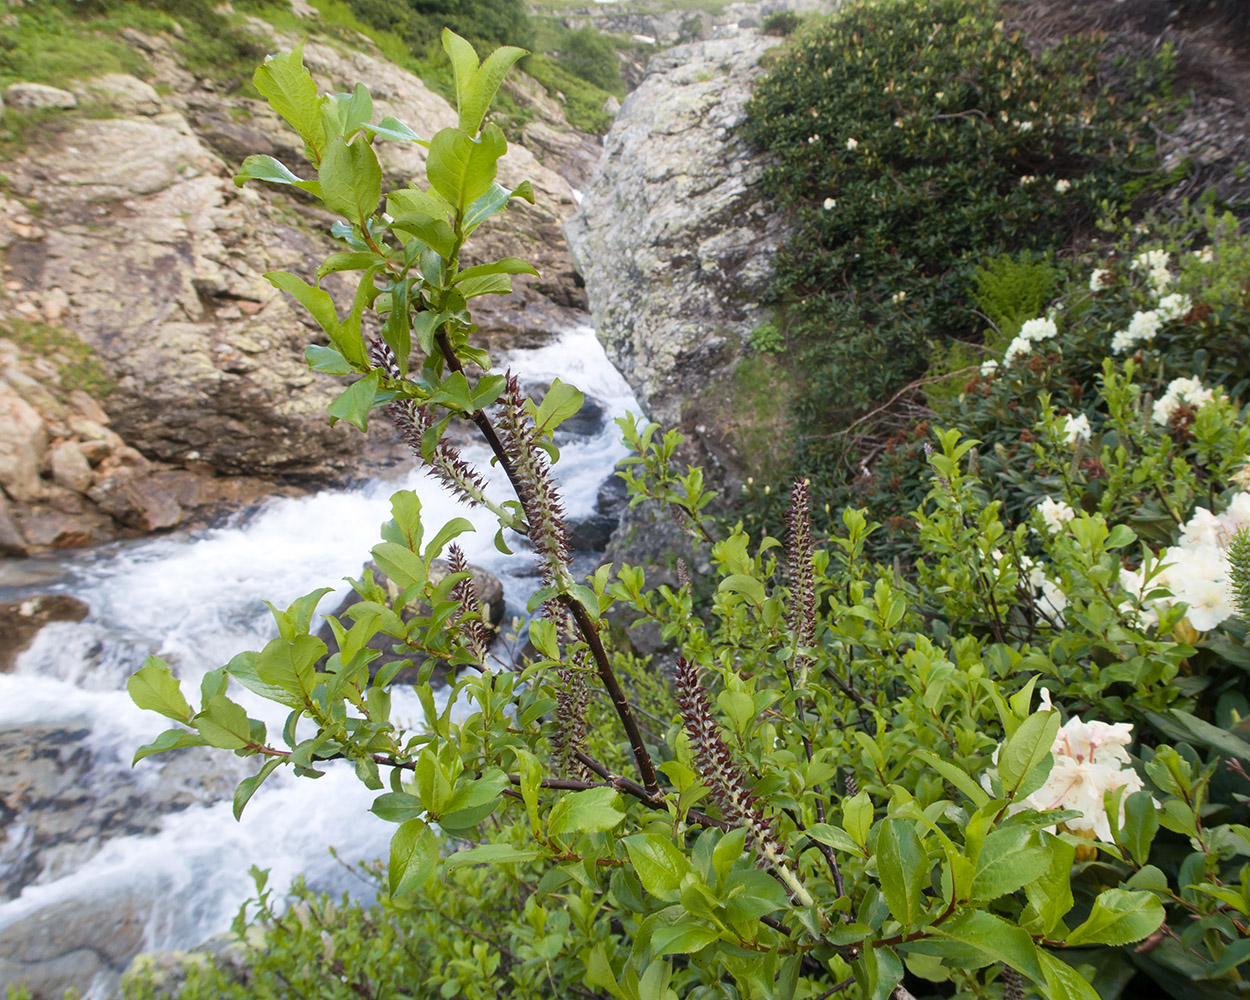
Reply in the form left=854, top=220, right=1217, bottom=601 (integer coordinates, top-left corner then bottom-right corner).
left=0, top=324, right=639, bottom=996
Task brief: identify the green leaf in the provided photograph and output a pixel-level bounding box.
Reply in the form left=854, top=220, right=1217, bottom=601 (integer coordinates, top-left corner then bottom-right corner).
left=806, top=822, right=865, bottom=855
left=132, top=727, right=208, bottom=765
left=877, top=818, right=928, bottom=925
left=530, top=378, right=584, bottom=436
left=317, top=251, right=378, bottom=280
left=999, top=710, right=1061, bottom=798
left=1037, top=951, right=1099, bottom=1000
left=255, top=634, right=325, bottom=704
left=1121, top=789, right=1159, bottom=866
left=319, top=134, right=383, bottom=225
left=253, top=42, right=326, bottom=160
left=382, top=278, right=410, bottom=373
left=128, top=657, right=192, bottom=722
left=843, top=790, right=874, bottom=848
left=623, top=834, right=691, bottom=898
left=650, top=918, right=719, bottom=957
left=457, top=273, right=512, bottom=299
left=423, top=517, right=475, bottom=563
left=390, top=213, right=456, bottom=259
left=547, top=787, right=626, bottom=836
left=719, top=574, right=766, bottom=605
left=462, top=180, right=534, bottom=236
left=193, top=695, right=256, bottom=750
left=427, top=125, right=508, bottom=213
left=226, top=650, right=302, bottom=710
left=1021, top=833, right=1075, bottom=937
left=1064, top=888, right=1165, bottom=947
left=364, top=115, right=425, bottom=143
left=912, top=749, right=991, bottom=808
left=372, top=540, right=428, bottom=591
left=233, top=758, right=282, bottom=820
left=265, top=271, right=364, bottom=364
left=305, top=344, right=354, bottom=375
left=930, top=910, right=1046, bottom=981
left=971, top=826, right=1050, bottom=902
left=444, top=843, right=542, bottom=871
left=372, top=791, right=425, bottom=823
left=327, top=370, right=382, bottom=432
left=234, top=154, right=320, bottom=196
left=389, top=817, right=439, bottom=895
left=455, top=257, right=540, bottom=284
left=1147, top=709, right=1250, bottom=765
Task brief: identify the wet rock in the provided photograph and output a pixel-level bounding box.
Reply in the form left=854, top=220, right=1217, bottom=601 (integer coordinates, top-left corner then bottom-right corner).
left=570, top=513, right=617, bottom=552
left=0, top=722, right=242, bottom=900
left=0, top=594, right=90, bottom=673
left=15, top=505, right=114, bottom=549
left=0, top=380, right=47, bottom=502
left=3, top=83, right=77, bottom=112
left=0, top=889, right=153, bottom=999
left=88, top=471, right=184, bottom=531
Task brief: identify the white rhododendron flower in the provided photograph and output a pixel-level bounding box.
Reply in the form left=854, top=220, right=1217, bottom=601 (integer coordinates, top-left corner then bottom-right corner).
left=845, top=137, right=858, bottom=150
left=1089, top=268, right=1112, bottom=291
left=1152, top=375, right=1220, bottom=426
left=1013, top=690, right=1146, bottom=843
left=1120, top=494, right=1250, bottom=632
left=1003, top=336, right=1031, bottom=366
left=1054, top=178, right=1071, bottom=193
left=823, top=197, right=836, bottom=210
left=1037, top=496, right=1076, bottom=532
left=1194, top=246, right=1214, bottom=263
left=1156, top=293, right=1192, bottom=323
left=1131, top=249, right=1171, bottom=273
left=1111, top=310, right=1162, bottom=354
left=980, top=357, right=1000, bottom=377
left=1019, top=174, right=1037, bottom=185
left=1019, top=317, right=1058, bottom=342
left=1037, top=577, right=1069, bottom=624
left=1063, top=413, right=1091, bottom=445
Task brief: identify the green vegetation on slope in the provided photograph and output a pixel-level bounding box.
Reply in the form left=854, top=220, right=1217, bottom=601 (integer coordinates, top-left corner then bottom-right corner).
left=736, top=0, right=1191, bottom=544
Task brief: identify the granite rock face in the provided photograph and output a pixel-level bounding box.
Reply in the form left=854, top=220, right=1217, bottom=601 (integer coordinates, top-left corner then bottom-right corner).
left=0, top=22, right=599, bottom=552
left=566, top=31, right=794, bottom=481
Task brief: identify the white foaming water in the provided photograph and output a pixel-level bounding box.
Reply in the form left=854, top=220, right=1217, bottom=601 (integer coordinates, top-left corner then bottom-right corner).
left=0, top=326, right=639, bottom=991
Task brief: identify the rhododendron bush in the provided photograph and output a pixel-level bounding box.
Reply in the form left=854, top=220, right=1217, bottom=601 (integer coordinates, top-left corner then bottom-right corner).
left=119, top=26, right=1250, bottom=1000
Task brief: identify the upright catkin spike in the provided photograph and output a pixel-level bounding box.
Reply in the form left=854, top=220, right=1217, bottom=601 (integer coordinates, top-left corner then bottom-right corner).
left=786, top=478, right=817, bottom=687
left=493, top=372, right=571, bottom=586
left=446, top=543, right=491, bottom=663
left=1000, top=966, right=1024, bottom=1000
left=553, top=653, right=593, bottom=780
left=368, top=339, right=491, bottom=509
left=674, top=656, right=812, bottom=904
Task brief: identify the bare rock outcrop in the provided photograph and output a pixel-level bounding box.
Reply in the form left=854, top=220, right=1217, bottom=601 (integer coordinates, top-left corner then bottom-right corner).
left=565, top=30, right=795, bottom=481
left=0, top=20, right=599, bottom=553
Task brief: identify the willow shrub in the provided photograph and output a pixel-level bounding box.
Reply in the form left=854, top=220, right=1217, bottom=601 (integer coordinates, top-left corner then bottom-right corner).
left=120, top=31, right=1250, bottom=1000
left=741, top=0, right=1179, bottom=471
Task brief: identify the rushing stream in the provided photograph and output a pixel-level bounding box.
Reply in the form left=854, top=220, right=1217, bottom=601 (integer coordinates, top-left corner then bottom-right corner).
left=0, top=325, right=638, bottom=996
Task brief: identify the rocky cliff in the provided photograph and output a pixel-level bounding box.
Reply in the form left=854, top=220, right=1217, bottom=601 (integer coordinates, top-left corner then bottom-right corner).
left=566, top=25, right=802, bottom=482
left=0, top=7, right=596, bottom=555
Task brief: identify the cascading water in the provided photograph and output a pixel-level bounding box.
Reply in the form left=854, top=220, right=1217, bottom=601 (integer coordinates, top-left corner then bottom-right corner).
left=0, top=325, right=639, bottom=997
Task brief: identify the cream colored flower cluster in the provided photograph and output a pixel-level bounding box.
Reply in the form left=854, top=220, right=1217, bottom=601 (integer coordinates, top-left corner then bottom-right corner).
left=1121, top=493, right=1250, bottom=632
left=1001, top=316, right=1058, bottom=367
left=1013, top=690, right=1146, bottom=843
left=1110, top=249, right=1193, bottom=354
left=1151, top=375, right=1221, bottom=426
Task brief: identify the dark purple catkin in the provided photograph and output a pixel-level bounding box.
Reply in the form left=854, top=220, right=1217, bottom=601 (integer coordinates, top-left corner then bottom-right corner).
left=674, top=656, right=786, bottom=868
left=369, top=339, right=490, bottom=509
left=493, top=373, right=571, bottom=587
left=553, top=653, right=592, bottom=780
left=785, top=478, right=816, bottom=683
left=446, top=543, right=491, bottom=663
